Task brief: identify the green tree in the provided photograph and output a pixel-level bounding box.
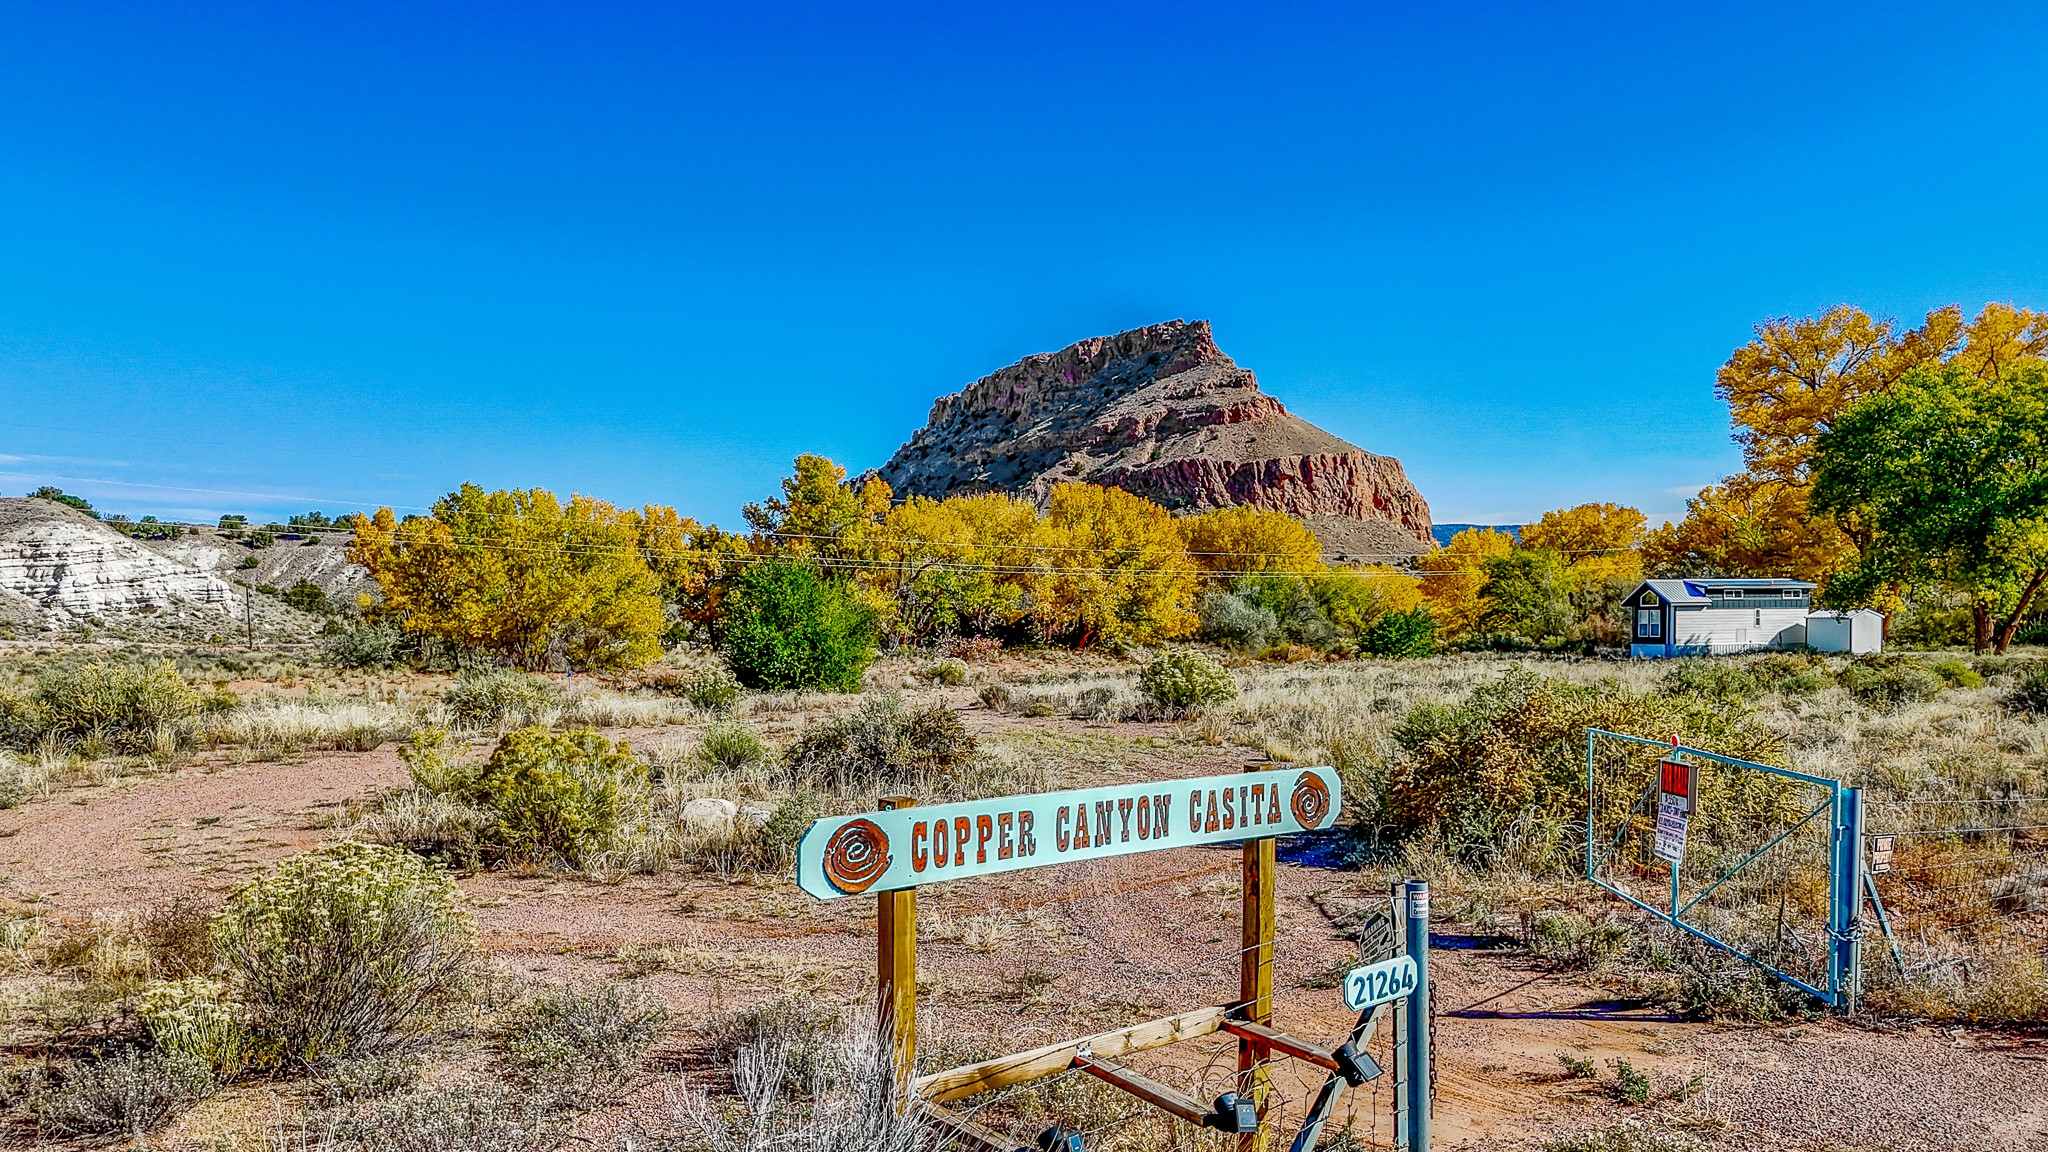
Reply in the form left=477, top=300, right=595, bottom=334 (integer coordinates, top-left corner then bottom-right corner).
left=27, top=486, right=95, bottom=517
left=717, top=558, right=877, bottom=691
left=1477, top=548, right=1576, bottom=641
left=1813, top=363, right=2048, bottom=653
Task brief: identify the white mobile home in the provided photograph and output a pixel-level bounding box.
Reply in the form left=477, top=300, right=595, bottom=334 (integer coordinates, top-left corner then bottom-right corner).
left=1624, top=578, right=1816, bottom=658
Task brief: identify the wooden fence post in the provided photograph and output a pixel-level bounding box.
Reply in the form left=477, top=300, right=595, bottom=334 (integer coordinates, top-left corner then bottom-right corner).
left=1239, top=767, right=1276, bottom=1152
left=878, top=795, right=917, bottom=1090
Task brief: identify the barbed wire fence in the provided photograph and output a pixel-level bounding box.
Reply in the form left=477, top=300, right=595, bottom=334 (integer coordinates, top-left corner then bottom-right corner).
left=915, top=854, right=1420, bottom=1152
left=1861, top=796, right=2048, bottom=1008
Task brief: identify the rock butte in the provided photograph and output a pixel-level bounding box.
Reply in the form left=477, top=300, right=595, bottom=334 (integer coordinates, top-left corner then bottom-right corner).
left=0, top=498, right=367, bottom=639
left=873, top=320, right=1433, bottom=561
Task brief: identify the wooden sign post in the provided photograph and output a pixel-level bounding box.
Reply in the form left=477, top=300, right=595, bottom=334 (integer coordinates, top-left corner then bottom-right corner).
left=1238, top=779, right=1276, bottom=1152
left=794, top=766, right=1345, bottom=1150
left=877, top=795, right=917, bottom=1080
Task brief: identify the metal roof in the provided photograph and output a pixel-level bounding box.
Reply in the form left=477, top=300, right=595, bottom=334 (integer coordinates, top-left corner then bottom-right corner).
left=1634, top=577, right=1817, bottom=606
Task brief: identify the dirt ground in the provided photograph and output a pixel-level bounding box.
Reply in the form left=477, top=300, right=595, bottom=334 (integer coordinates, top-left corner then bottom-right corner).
left=4, top=703, right=2046, bottom=1152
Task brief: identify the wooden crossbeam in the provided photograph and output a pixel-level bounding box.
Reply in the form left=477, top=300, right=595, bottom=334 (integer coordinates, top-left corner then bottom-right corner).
left=1220, top=1020, right=1346, bottom=1075
left=915, top=1101, right=1027, bottom=1152
left=915, top=1005, right=1229, bottom=1105
left=1072, top=1054, right=1216, bottom=1128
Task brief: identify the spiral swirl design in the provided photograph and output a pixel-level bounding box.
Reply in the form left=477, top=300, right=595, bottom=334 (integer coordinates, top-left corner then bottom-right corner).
left=822, top=819, right=892, bottom=894
left=1291, top=773, right=1332, bottom=829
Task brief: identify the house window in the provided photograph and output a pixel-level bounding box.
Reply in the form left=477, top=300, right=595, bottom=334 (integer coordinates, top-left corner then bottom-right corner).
left=1754, top=609, right=1762, bottom=626
left=1636, top=608, right=1661, bottom=639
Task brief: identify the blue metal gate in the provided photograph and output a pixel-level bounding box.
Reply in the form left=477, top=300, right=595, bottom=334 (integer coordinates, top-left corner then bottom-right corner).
left=1585, top=728, right=1864, bottom=1010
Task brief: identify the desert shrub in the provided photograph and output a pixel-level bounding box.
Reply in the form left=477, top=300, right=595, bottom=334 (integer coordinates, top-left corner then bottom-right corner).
left=1555, top=1051, right=1597, bottom=1079
left=1839, top=659, right=1942, bottom=708
left=717, top=558, right=877, bottom=692
left=311, top=1077, right=561, bottom=1152
left=38, top=1048, right=215, bottom=1138
left=399, top=727, right=477, bottom=794
left=1543, top=1124, right=1704, bottom=1152
left=0, top=660, right=206, bottom=754
left=283, top=579, right=329, bottom=614
left=784, top=695, right=976, bottom=790
left=1674, top=963, right=1799, bottom=1023
left=1236, top=575, right=1343, bottom=649
left=1526, top=911, right=1631, bottom=970
left=922, top=658, right=968, bottom=686
left=356, top=787, right=493, bottom=867
left=442, top=667, right=557, bottom=730
left=312, top=1054, right=421, bottom=1107
left=1198, top=587, right=1281, bottom=651
left=698, top=719, right=770, bottom=772
left=326, top=625, right=404, bottom=669
left=1360, top=607, right=1436, bottom=658
left=139, top=893, right=216, bottom=979
left=1138, top=649, right=1238, bottom=716
left=2005, top=665, right=2048, bottom=715
left=750, top=790, right=821, bottom=871
left=680, top=665, right=744, bottom=711
left=467, top=727, right=647, bottom=867
left=696, top=992, right=845, bottom=1083
left=210, top=840, right=477, bottom=1068
left=502, top=983, right=669, bottom=1105
left=938, top=636, right=1002, bottom=661
left=136, top=976, right=252, bottom=1077
left=1386, top=669, right=1786, bottom=861
left=1606, top=1059, right=1651, bottom=1106
left=1927, top=656, right=1984, bottom=689
left=1659, top=661, right=1761, bottom=702
left=977, top=684, right=1056, bottom=717
left=627, top=1011, right=927, bottom=1152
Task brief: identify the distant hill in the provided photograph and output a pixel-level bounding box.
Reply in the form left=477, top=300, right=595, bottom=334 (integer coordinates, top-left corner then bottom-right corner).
left=0, top=497, right=364, bottom=641
left=1430, top=523, right=1522, bottom=546
left=871, top=320, right=1434, bottom=562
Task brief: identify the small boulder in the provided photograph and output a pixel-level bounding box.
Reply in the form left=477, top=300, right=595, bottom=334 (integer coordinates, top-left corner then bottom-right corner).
left=679, top=797, right=739, bottom=834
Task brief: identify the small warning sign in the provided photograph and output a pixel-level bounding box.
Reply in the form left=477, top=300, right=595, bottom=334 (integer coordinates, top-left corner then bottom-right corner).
left=1659, top=758, right=1696, bottom=814
left=1869, top=835, right=1895, bottom=874
left=1653, top=794, right=1690, bottom=864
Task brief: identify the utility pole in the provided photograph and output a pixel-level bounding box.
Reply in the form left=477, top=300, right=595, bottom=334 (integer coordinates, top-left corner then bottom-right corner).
left=245, top=589, right=255, bottom=650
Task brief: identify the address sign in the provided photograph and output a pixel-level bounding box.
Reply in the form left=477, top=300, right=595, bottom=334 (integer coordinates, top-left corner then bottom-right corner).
left=795, top=766, right=1342, bottom=900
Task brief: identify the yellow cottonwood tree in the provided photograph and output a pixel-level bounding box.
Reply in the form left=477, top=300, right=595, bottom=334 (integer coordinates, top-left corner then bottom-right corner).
left=1180, top=506, right=1323, bottom=576
left=1670, top=302, right=2048, bottom=592
left=349, top=485, right=666, bottom=670
left=864, top=492, right=1043, bottom=641
left=1030, top=484, right=1199, bottom=649
left=1417, top=528, right=1515, bottom=638
left=635, top=504, right=752, bottom=634
left=743, top=454, right=891, bottom=561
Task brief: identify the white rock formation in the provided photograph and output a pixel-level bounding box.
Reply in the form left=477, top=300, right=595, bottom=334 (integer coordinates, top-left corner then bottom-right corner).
left=0, top=499, right=238, bottom=625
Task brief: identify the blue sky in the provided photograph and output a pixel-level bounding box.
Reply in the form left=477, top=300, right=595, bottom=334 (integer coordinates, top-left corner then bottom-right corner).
left=2, top=2, right=2044, bottom=529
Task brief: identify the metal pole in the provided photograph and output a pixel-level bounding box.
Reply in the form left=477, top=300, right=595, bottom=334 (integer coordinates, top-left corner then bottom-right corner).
left=1391, top=882, right=1409, bottom=1147
left=1830, top=786, right=1865, bottom=1013
left=1405, top=878, right=1430, bottom=1152
left=1585, top=729, right=1597, bottom=881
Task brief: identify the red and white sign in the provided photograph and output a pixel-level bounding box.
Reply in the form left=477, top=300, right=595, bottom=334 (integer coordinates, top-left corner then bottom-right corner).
left=1659, top=758, right=1696, bottom=814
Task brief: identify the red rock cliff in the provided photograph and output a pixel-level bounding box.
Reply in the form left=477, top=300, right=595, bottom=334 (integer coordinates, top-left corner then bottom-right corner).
left=874, top=320, right=1433, bottom=558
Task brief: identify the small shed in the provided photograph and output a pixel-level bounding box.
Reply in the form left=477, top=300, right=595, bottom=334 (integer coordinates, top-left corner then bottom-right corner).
left=1623, top=577, right=1817, bottom=658
left=1805, top=608, right=1885, bottom=655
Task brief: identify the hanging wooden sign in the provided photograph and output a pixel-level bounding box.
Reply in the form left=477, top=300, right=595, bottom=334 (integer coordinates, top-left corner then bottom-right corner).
left=794, top=766, right=1342, bottom=900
